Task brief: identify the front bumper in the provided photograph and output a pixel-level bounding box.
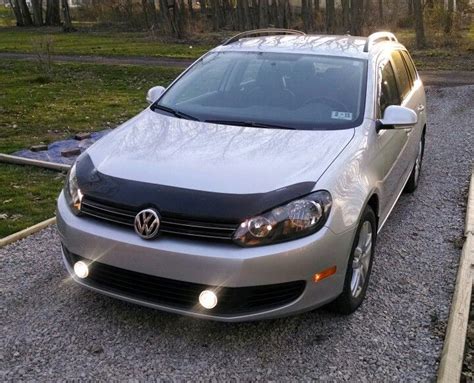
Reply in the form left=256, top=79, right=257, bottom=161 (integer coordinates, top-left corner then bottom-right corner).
left=57, top=192, right=356, bottom=321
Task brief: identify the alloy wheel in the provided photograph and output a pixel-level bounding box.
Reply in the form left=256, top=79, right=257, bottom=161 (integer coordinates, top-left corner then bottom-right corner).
left=414, top=140, right=423, bottom=185
left=350, top=221, right=373, bottom=298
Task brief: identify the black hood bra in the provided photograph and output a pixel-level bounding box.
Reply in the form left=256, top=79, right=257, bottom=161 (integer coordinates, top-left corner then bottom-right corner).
left=75, top=154, right=316, bottom=223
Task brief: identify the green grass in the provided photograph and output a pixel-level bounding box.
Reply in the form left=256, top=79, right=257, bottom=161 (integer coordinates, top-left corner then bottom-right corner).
left=0, top=59, right=182, bottom=153
left=0, top=59, right=182, bottom=236
left=0, top=27, right=210, bottom=59
left=0, top=164, right=65, bottom=238
left=0, top=6, right=15, bottom=27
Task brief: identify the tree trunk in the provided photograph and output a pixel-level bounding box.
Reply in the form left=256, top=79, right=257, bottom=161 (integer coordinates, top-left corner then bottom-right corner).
left=269, top=0, right=277, bottom=27
left=444, top=0, right=454, bottom=33
left=325, top=0, right=335, bottom=33
left=177, top=0, right=188, bottom=37
left=158, top=0, right=168, bottom=24
left=200, top=0, right=206, bottom=14
left=314, top=0, right=319, bottom=13
left=46, top=0, right=61, bottom=26
left=30, top=0, right=43, bottom=26
left=18, top=0, right=33, bottom=25
left=259, top=0, right=269, bottom=28
left=211, top=0, right=219, bottom=31
left=307, top=0, right=313, bottom=30
left=350, top=0, right=364, bottom=35
left=61, top=0, right=74, bottom=31
left=301, top=0, right=308, bottom=31
left=407, top=0, right=413, bottom=17
left=187, top=0, right=194, bottom=17
left=148, top=0, right=159, bottom=26
left=413, top=0, right=425, bottom=48
left=10, top=0, right=25, bottom=26
left=242, top=0, right=250, bottom=29
left=142, top=0, right=150, bottom=28
left=342, top=0, right=350, bottom=33
left=302, top=0, right=314, bottom=31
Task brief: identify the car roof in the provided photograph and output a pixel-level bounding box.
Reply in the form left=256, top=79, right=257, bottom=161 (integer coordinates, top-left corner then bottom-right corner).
left=213, top=34, right=404, bottom=59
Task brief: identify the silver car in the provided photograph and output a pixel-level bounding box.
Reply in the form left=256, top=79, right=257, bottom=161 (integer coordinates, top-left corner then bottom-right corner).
left=57, top=30, right=427, bottom=321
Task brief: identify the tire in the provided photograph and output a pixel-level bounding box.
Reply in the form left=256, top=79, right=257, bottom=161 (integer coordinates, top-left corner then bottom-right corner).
left=330, top=205, right=377, bottom=315
left=404, top=133, right=425, bottom=193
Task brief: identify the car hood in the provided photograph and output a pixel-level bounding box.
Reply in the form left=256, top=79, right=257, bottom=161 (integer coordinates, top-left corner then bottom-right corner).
left=77, top=110, right=354, bottom=222
left=86, top=109, right=354, bottom=194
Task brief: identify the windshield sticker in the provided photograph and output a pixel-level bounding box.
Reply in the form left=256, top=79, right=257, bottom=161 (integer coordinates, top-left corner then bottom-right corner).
left=331, top=111, right=353, bottom=121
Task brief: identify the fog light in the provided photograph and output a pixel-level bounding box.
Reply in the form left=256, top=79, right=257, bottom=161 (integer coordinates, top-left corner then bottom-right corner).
left=73, top=261, right=89, bottom=279
left=199, top=290, right=218, bottom=309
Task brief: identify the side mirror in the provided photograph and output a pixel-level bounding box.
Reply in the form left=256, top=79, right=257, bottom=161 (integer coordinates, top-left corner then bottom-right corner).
left=146, top=86, right=165, bottom=104
left=377, top=105, right=418, bottom=131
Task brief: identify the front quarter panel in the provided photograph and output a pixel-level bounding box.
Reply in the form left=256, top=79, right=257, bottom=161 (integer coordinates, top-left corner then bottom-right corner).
left=318, top=119, right=380, bottom=235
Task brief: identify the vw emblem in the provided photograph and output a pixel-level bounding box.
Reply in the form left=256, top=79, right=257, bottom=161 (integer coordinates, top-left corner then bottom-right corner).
left=134, top=208, right=160, bottom=239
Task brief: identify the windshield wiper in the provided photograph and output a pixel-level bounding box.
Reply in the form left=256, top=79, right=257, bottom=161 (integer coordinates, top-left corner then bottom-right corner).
left=151, top=104, right=200, bottom=121
left=205, top=119, right=296, bottom=130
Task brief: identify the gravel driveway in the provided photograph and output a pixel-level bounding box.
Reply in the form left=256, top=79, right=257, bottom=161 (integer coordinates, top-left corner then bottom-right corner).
left=1, top=85, right=473, bottom=381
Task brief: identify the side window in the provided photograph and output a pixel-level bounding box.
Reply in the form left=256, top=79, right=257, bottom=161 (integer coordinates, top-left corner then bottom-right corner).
left=391, top=51, right=411, bottom=99
left=380, top=62, right=401, bottom=116
left=401, top=50, right=417, bottom=85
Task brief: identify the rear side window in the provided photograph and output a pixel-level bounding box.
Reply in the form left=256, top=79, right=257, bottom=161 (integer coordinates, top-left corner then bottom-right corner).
left=391, top=51, right=411, bottom=99
left=380, top=62, right=401, bottom=115
left=401, top=51, right=417, bottom=84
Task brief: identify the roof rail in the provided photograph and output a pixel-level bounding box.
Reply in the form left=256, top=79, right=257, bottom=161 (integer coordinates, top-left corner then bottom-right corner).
left=223, top=28, right=305, bottom=46
left=363, top=31, right=398, bottom=52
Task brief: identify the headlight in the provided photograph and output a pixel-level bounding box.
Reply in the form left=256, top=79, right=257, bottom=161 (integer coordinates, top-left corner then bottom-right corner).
left=233, top=190, right=332, bottom=247
left=64, top=163, right=83, bottom=214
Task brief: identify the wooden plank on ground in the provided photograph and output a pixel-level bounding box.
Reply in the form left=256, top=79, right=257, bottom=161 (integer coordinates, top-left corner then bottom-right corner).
left=437, top=165, right=474, bottom=383
left=0, top=153, right=71, bottom=172
left=0, top=217, right=57, bottom=248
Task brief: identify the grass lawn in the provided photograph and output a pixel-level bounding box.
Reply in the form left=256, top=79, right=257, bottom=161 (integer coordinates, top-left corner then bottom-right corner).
left=0, top=6, right=15, bottom=27
left=0, top=27, right=211, bottom=59
left=0, top=60, right=182, bottom=237
left=0, top=164, right=65, bottom=238
left=0, top=59, right=182, bottom=153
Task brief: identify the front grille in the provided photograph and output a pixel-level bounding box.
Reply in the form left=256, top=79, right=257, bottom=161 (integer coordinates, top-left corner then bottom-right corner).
left=80, top=197, right=238, bottom=241
left=64, top=248, right=305, bottom=316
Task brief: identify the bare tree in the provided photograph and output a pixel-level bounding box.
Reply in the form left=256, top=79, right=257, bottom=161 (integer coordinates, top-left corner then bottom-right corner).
left=187, top=0, right=194, bottom=18
left=341, top=0, right=350, bottom=32
left=259, top=0, right=269, bottom=28
left=314, top=0, right=319, bottom=13
left=242, top=0, right=251, bottom=29
left=18, top=0, right=33, bottom=25
left=407, top=0, right=413, bottom=17
left=45, top=0, right=61, bottom=26
left=325, top=0, right=335, bottom=33
left=9, top=0, right=25, bottom=26
left=61, top=0, right=74, bottom=32
left=350, top=0, right=364, bottom=36
left=141, top=0, right=151, bottom=28
left=378, top=0, right=383, bottom=22
left=200, top=0, right=207, bottom=14
left=31, top=0, right=43, bottom=26
left=301, top=0, right=314, bottom=32
left=444, top=0, right=454, bottom=33
left=302, top=0, right=311, bottom=31
left=413, top=0, right=425, bottom=48
left=307, top=0, right=314, bottom=31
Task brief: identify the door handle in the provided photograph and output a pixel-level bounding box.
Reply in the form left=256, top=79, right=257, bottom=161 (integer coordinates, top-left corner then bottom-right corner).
left=417, top=104, right=425, bottom=112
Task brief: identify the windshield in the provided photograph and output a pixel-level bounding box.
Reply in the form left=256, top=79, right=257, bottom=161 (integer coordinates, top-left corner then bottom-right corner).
left=155, top=51, right=368, bottom=130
